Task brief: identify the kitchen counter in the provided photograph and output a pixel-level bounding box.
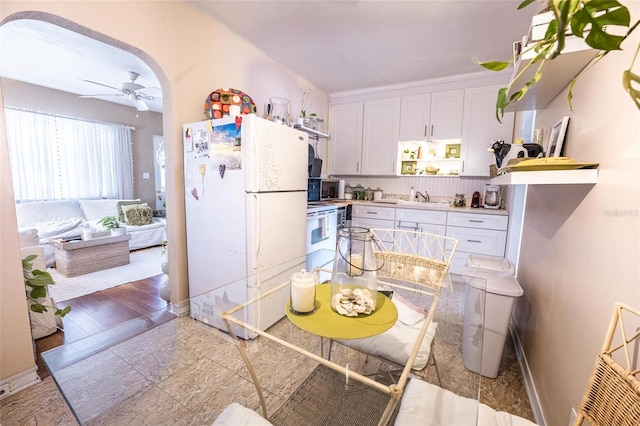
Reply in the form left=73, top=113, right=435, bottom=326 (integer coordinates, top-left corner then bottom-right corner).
left=349, top=200, right=509, bottom=216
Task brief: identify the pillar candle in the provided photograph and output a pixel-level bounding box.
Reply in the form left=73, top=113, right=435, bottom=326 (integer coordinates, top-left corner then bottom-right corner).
left=291, top=270, right=316, bottom=313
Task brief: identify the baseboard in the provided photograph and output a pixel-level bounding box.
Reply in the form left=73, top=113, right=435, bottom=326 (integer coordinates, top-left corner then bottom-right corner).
left=0, top=366, right=40, bottom=400
left=170, top=299, right=190, bottom=316
left=509, top=321, right=546, bottom=426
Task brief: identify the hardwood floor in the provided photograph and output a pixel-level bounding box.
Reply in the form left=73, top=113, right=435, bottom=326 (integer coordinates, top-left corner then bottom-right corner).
left=35, top=274, right=173, bottom=379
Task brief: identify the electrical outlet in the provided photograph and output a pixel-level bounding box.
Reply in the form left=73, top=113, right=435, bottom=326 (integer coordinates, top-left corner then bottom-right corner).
left=569, top=407, right=578, bottom=425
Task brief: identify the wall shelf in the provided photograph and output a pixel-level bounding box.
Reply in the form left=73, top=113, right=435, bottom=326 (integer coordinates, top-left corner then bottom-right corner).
left=505, top=36, right=597, bottom=112
left=490, top=168, right=598, bottom=185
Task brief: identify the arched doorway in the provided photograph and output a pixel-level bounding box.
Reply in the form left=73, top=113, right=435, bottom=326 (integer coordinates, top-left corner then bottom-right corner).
left=0, top=13, right=174, bottom=337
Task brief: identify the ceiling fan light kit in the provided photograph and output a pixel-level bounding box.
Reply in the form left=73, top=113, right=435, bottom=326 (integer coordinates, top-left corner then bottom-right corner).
left=80, top=70, right=160, bottom=111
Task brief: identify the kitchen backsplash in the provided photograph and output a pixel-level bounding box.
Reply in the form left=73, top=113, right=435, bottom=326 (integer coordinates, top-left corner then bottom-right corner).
left=330, top=175, right=492, bottom=202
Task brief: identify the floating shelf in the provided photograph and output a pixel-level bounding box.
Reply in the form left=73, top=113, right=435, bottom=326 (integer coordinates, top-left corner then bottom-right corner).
left=490, top=168, right=598, bottom=185
left=505, top=36, right=597, bottom=112
left=293, top=124, right=330, bottom=140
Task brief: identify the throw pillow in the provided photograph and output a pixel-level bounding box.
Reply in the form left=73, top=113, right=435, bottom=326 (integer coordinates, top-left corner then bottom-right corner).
left=117, top=200, right=145, bottom=221
left=122, top=205, right=153, bottom=226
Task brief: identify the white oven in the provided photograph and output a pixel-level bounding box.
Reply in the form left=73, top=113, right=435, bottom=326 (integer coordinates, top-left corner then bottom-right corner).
left=306, top=204, right=338, bottom=283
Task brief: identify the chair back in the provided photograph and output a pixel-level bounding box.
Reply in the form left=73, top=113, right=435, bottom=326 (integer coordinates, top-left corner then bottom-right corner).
left=576, top=302, right=640, bottom=425
left=368, top=228, right=458, bottom=293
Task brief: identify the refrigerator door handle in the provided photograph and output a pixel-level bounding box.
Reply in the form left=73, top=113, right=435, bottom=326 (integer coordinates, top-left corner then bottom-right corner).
left=251, top=193, right=260, bottom=269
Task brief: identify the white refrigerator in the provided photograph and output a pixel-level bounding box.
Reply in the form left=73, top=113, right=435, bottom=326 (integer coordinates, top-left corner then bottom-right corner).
left=183, top=114, right=308, bottom=338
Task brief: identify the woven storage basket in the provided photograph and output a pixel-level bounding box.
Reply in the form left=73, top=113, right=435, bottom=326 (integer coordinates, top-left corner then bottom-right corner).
left=579, top=353, right=640, bottom=426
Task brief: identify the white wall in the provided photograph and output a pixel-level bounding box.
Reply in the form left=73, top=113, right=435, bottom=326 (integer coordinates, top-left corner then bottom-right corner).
left=0, top=0, right=327, bottom=385
left=512, top=4, right=640, bottom=424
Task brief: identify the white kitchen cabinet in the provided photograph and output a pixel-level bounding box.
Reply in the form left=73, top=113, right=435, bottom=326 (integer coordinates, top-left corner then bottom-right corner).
left=429, top=90, right=464, bottom=140
left=446, top=211, right=508, bottom=274
left=351, top=205, right=396, bottom=245
left=362, top=98, right=401, bottom=175
left=328, top=102, right=363, bottom=174
left=396, top=208, right=447, bottom=255
left=395, top=208, right=446, bottom=235
left=460, top=86, right=515, bottom=177
left=399, top=94, right=431, bottom=141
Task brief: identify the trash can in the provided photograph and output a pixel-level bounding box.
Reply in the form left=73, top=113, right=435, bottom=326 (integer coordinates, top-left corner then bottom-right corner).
left=462, top=255, right=523, bottom=378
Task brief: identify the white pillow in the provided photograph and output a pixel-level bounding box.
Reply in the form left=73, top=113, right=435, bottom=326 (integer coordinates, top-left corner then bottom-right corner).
left=212, top=403, right=272, bottom=426
left=338, top=320, right=437, bottom=370
left=393, top=294, right=427, bottom=326
left=78, top=199, right=121, bottom=221
left=35, top=218, right=85, bottom=238
left=18, top=228, right=40, bottom=247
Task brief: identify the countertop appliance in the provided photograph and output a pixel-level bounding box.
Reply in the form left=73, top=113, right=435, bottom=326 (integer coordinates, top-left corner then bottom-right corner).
left=483, top=185, right=502, bottom=209
left=307, top=178, right=339, bottom=202
left=471, top=191, right=481, bottom=208
left=183, top=115, right=308, bottom=338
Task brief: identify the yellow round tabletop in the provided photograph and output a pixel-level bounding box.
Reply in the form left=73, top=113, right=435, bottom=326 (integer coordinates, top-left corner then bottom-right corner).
left=286, top=283, right=398, bottom=340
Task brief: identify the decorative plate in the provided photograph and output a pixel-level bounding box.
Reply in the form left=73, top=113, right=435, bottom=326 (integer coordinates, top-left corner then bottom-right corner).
left=204, top=88, right=257, bottom=119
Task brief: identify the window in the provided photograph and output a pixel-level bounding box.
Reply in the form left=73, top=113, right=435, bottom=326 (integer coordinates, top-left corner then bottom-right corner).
left=5, top=108, right=134, bottom=201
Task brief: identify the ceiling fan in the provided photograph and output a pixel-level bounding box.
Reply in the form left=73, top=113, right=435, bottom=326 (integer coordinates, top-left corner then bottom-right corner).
left=80, top=71, right=161, bottom=111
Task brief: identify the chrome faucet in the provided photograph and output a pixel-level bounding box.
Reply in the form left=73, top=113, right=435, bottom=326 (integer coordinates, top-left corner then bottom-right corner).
left=416, top=191, right=430, bottom=202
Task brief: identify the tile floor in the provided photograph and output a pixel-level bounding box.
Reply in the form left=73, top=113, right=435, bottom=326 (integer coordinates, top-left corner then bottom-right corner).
left=1, top=282, right=535, bottom=425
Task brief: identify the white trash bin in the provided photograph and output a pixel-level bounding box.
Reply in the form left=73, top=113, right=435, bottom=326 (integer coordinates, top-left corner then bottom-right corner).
left=462, top=255, right=523, bottom=378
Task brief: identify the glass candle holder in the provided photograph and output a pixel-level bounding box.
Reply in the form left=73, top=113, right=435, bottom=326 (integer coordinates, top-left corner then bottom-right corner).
left=290, top=269, right=318, bottom=315
left=331, top=227, right=378, bottom=317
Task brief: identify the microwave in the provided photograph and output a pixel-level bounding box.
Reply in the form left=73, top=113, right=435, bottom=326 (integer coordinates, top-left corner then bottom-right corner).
left=308, top=178, right=340, bottom=202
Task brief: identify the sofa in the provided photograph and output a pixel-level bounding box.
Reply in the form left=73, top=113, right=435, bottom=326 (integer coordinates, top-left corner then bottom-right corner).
left=16, top=199, right=166, bottom=268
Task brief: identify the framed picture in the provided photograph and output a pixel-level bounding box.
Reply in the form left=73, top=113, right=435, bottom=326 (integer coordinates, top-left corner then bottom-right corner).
left=546, top=116, right=570, bottom=157
left=445, top=143, right=461, bottom=158
left=401, top=161, right=417, bottom=175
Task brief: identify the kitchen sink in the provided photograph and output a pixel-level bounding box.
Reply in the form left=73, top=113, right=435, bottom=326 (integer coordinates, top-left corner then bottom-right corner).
left=399, top=200, right=451, bottom=207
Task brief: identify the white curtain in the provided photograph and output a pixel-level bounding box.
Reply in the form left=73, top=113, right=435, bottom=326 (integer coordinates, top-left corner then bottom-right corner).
left=5, top=108, right=134, bottom=201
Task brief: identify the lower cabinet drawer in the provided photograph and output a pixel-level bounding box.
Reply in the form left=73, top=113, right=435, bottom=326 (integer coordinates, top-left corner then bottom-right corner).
left=447, top=212, right=508, bottom=231
left=352, top=205, right=396, bottom=221
left=446, top=226, right=507, bottom=257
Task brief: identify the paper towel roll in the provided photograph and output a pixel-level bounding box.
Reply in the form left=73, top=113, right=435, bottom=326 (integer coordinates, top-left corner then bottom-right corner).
left=338, top=180, right=346, bottom=199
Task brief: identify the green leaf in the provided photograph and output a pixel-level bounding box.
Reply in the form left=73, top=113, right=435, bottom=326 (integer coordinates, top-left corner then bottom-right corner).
left=30, top=303, right=47, bottom=313
left=517, top=0, right=537, bottom=10
left=30, top=286, right=47, bottom=299
left=622, top=69, right=640, bottom=109
left=496, top=87, right=508, bottom=123
left=571, top=1, right=629, bottom=50
left=567, top=78, right=577, bottom=110
left=476, top=60, right=511, bottom=71
left=56, top=305, right=72, bottom=317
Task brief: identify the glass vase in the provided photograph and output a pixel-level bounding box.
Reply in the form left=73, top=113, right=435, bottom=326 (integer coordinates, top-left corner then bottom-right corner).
left=331, top=227, right=378, bottom=317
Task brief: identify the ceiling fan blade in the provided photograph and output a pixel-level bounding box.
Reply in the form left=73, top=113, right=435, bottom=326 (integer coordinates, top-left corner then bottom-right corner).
left=80, top=79, right=121, bottom=91
left=135, top=98, right=149, bottom=111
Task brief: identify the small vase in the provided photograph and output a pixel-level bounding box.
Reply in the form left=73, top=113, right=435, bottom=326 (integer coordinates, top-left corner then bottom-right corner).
left=158, top=275, right=170, bottom=302
left=111, top=228, right=126, bottom=236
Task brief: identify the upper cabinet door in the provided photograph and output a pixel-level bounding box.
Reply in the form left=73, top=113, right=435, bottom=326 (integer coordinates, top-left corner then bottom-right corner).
left=429, top=90, right=464, bottom=139
left=399, top=94, right=431, bottom=141
left=460, top=86, right=515, bottom=177
left=362, top=98, right=401, bottom=175
left=328, top=102, right=364, bottom=175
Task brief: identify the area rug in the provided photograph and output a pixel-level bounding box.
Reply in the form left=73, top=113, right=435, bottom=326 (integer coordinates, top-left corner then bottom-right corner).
left=269, top=364, right=399, bottom=426
left=48, top=246, right=164, bottom=302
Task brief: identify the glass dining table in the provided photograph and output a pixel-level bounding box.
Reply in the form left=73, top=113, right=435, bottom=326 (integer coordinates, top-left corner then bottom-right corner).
left=222, top=271, right=487, bottom=426
left=40, top=263, right=486, bottom=425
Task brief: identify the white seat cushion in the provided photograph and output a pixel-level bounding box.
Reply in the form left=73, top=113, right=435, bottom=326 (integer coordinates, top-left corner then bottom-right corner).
left=397, top=379, right=537, bottom=426
left=212, top=403, right=272, bottom=426
left=338, top=296, right=437, bottom=370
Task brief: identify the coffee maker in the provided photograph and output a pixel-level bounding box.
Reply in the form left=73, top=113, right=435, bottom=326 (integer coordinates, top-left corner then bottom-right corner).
left=483, top=185, right=502, bottom=209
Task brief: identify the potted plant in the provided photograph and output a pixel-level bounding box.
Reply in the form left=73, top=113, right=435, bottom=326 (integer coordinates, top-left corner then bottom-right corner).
left=98, top=215, right=126, bottom=236
left=23, top=254, right=71, bottom=317
left=477, top=0, right=639, bottom=121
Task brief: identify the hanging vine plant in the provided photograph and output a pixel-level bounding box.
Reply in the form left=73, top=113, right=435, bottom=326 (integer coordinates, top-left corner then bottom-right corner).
left=477, top=0, right=640, bottom=122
